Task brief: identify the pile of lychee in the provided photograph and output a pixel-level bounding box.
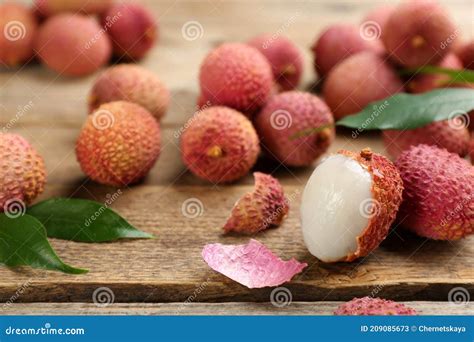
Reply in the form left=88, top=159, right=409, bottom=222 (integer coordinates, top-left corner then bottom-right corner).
left=0, top=0, right=157, bottom=76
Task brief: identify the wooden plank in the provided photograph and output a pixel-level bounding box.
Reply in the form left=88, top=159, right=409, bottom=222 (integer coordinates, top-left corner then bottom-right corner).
left=0, top=183, right=471, bottom=303
left=2, top=302, right=472, bottom=316
left=0, top=0, right=472, bottom=307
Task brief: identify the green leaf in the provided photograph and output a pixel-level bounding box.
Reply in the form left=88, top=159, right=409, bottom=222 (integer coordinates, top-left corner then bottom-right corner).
left=0, top=214, right=87, bottom=274
left=337, top=88, right=474, bottom=130
left=27, top=198, right=154, bottom=243
left=402, top=66, right=474, bottom=84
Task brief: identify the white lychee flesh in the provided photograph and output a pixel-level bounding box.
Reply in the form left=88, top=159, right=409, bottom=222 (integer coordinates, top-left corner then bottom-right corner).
left=301, top=155, right=372, bottom=262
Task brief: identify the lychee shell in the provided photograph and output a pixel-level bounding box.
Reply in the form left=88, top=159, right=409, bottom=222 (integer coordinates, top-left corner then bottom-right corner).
left=224, top=172, right=289, bottom=234
left=334, top=297, right=417, bottom=315
left=337, top=149, right=403, bottom=261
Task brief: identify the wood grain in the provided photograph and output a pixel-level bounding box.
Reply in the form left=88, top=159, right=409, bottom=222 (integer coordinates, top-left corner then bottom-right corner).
left=2, top=302, right=472, bottom=316
left=0, top=0, right=472, bottom=313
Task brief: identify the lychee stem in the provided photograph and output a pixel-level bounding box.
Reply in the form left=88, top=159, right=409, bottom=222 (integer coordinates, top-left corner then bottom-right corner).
left=411, top=35, right=426, bottom=48
left=360, top=148, right=373, bottom=160
left=207, top=145, right=223, bottom=158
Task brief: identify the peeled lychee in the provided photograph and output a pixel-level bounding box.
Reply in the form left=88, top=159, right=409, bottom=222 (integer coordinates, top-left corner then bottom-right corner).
left=323, top=51, right=403, bottom=119
left=0, top=133, right=46, bottom=211
left=457, top=40, right=474, bottom=70
left=89, top=64, right=170, bottom=121
left=224, top=172, right=289, bottom=234
left=301, top=148, right=403, bottom=262
left=334, top=297, right=417, bottom=315
left=383, top=120, right=470, bottom=159
left=311, top=24, right=382, bottom=77
left=255, top=91, right=334, bottom=167
left=199, top=43, right=274, bottom=116
left=408, top=53, right=463, bottom=93
left=34, top=0, right=112, bottom=17
left=101, top=3, right=157, bottom=60
left=382, top=0, right=458, bottom=67
left=76, top=101, right=160, bottom=186
left=35, top=14, right=111, bottom=76
left=247, top=34, right=303, bottom=91
left=395, top=145, right=473, bottom=240
left=0, top=3, right=37, bottom=67
left=181, top=106, right=260, bottom=183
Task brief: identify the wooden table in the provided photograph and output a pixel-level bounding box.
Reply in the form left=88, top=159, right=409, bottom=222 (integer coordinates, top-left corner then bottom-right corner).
left=1, top=0, right=473, bottom=315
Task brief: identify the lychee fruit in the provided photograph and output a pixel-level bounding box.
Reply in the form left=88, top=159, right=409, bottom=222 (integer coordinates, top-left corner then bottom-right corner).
left=89, top=64, right=170, bottom=121
left=0, top=133, right=46, bottom=212
left=247, top=34, right=303, bottom=91
left=395, top=145, right=473, bottom=240
left=181, top=106, right=260, bottom=183
left=35, top=14, right=111, bottom=76
left=34, top=0, right=112, bottom=17
left=408, top=53, right=463, bottom=93
left=101, top=3, right=157, bottom=60
left=0, top=3, right=37, bottom=67
left=323, top=51, right=403, bottom=120
left=76, top=101, right=160, bottom=186
left=361, top=5, right=394, bottom=32
left=456, top=40, right=474, bottom=70
left=382, top=0, right=458, bottom=67
left=311, top=24, right=383, bottom=77
left=224, top=172, right=289, bottom=234
left=255, top=91, right=334, bottom=167
left=301, top=148, right=403, bottom=262
left=199, top=43, right=274, bottom=116
left=334, top=297, right=417, bottom=315
left=383, top=120, right=470, bottom=159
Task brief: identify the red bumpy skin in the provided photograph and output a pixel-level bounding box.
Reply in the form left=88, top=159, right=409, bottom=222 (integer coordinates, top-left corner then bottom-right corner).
left=101, top=3, right=157, bottom=60
left=311, top=24, right=383, bottom=77
left=35, top=14, right=111, bottom=76
left=0, top=3, right=37, bottom=67
left=76, top=101, right=161, bottom=186
left=255, top=91, right=335, bottom=167
left=224, top=172, right=289, bottom=234
left=334, top=297, right=417, bottom=315
left=34, top=0, right=113, bottom=16
left=382, top=0, right=458, bottom=67
left=0, top=133, right=46, bottom=210
left=199, top=43, right=274, bottom=116
left=89, top=64, right=170, bottom=121
left=383, top=120, right=470, bottom=159
left=338, top=149, right=403, bottom=262
left=247, top=34, right=303, bottom=91
left=323, top=51, right=403, bottom=119
left=395, top=145, right=473, bottom=240
left=181, top=106, right=260, bottom=183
